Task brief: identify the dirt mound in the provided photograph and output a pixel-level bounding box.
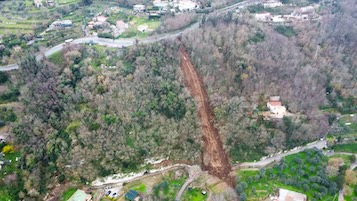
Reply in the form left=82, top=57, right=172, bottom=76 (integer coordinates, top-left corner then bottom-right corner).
left=179, top=46, right=235, bottom=187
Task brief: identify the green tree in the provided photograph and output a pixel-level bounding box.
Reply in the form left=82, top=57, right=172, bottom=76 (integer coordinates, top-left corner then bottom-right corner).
left=82, top=0, right=92, bottom=5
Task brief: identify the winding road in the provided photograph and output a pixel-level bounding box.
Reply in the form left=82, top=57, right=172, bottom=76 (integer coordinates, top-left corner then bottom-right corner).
left=0, top=0, right=262, bottom=72
left=234, top=140, right=328, bottom=169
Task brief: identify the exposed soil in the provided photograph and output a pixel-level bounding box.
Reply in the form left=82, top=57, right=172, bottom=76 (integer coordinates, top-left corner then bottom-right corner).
left=179, top=45, right=235, bottom=188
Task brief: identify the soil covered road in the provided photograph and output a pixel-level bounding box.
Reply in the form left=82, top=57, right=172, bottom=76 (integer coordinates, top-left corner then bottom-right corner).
left=179, top=45, right=235, bottom=187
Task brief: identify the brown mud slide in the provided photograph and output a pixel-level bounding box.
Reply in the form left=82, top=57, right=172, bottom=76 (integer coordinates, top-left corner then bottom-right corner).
left=179, top=45, right=235, bottom=187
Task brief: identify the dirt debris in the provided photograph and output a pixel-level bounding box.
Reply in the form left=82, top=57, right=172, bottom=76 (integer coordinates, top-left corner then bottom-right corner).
left=179, top=45, right=235, bottom=188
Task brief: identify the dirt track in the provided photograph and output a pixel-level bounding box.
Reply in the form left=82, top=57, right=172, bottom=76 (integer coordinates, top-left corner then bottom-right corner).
left=179, top=46, right=235, bottom=187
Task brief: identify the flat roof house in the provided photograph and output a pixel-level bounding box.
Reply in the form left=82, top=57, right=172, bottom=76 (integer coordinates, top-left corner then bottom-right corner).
left=125, top=189, right=141, bottom=201
left=134, top=4, right=146, bottom=12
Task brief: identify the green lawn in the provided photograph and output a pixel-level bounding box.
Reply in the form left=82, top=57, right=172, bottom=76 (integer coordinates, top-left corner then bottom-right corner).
left=48, top=51, right=64, bottom=66
left=236, top=150, right=339, bottom=201
left=344, top=184, right=357, bottom=201
left=60, top=188, right=77, bottom=201
left=182, top=188, right=208, bottom=201
left=0, top=151, right=21, bottom=179
left=153, top=172, right=187, bottom=200
left=331, top=143, right=357, bottom=153
left=132, top=183, right=147, bottom=193
left=0, top=150, right=22, bottom=201
left=119, top=17, right=160, bottom=38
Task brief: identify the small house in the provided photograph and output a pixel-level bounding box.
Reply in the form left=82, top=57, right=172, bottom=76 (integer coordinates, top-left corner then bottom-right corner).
left=125, top=189, right=141, bottom=201
left=255, top=12, right=272, bottom=21
left=267, top=96, right=287, bottom=118
left=263, top=0, right=282, bottom=8
left=94, top=16, right=107, bottom=23
left=46, top=0, right=55, bottom=7
left=137, top=25, right=148, bottom=32
left=133, top=4, right=146, bottom=12
left=34, top=0, right=42, bottom=7
left=67, top=189, right=92, bottom=201
left=61, top=20, right=73, bottom=27
left=153, top=0, right=169, bottom=11
left=116, top=20, right=128, bottom=30
left=177, top=0, right=198, bottom=11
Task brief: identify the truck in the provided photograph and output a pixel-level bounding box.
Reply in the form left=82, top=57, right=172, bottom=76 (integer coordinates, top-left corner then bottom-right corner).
left=65, top=38, right=73, bottom=43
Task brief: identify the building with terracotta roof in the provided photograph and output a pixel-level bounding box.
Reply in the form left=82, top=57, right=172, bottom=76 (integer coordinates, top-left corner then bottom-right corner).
left=267, top=96, right=287, bottom=118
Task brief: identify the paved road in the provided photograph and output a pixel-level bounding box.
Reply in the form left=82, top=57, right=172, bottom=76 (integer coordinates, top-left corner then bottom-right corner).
left=174, top=177, right=196, bottom=201
left=214, top=0, right=262, bottom=14
left=234, top=140, right=327, bottom=169
left=0, top=63, right=18, bottom=71
left=0, top=0, right=262, bottom=72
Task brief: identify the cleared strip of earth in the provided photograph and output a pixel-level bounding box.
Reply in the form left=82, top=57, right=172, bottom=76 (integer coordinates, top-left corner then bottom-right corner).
left=179, top=45, right=235, bottom=187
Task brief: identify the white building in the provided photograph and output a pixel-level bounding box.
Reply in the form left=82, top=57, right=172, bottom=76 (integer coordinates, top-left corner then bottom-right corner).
left=271, top=15, right=285, bottom=23
left=137, top=24, right=148, bottom=32
left=34, top=0, right=42, bottom=7
left=267, top=96, right=287, bottom=118
left=133, top=4, right=146, bottom=12
left=153, top=0, right=170, bottom=10
left=263, top=0, right=282, bottom=8
left=47, top=20, right=72, bottom=31
left=177, top=0, right=197, bottom=11
left=255, top=12, right=272, bottom=21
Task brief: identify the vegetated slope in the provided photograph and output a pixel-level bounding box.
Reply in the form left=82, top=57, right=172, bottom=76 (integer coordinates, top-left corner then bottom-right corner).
left=13, top=43, right=202, bottom=199
left=179, top=45, right=234, bottom=187
left=181, top=0, right=356, bottom=162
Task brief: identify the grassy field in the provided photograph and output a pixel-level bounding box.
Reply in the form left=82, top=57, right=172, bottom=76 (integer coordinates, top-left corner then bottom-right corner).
left=337, top=115, right=357, bottom=135
left=119, top=17, right=160, bottom=38
left=123, top=181, right=147, bottom=194
left=0, top=149, right=22, bottom=200
left=182, top=188, right=208, bottom=201
left=59, top=188, right=77, bottom=201
left=132, top=183, right=146, bottom=193
left=331, top=143, right=357, bottom=153
left=344, top=184, right=357, bottom=201
left=48, top=51, right=64, bottom=66
left=236, top=149, right=339, bottom=201
left=0, top=0, right=82, bottom=34
left=153, top=172, right=187, bottom=200
left=0, top=151, right=20, bottom=180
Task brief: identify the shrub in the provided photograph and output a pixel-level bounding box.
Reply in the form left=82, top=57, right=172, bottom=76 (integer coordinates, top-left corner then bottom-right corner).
left=247, top=5, right=265, bottom=13
left=2, top=145, right=14, bottom=154
left=0, top=72, right=9, bottom=84
left=275, top=26, right=296, bottom=37
left=97, top=33, right=113, bottom=39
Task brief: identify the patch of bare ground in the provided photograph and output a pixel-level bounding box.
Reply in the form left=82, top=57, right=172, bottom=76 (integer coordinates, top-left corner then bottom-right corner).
left=178, top=45, right=235, bottom=189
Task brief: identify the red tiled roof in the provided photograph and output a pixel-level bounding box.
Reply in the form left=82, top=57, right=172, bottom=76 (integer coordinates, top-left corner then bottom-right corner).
left=269, top=101, right=282, bottom=106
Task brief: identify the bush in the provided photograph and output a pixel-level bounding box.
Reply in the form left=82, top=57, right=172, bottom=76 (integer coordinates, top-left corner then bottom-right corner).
left=97, top=33, right=113, bottom=39
left=0, top=88, right=20, bottom=103
left=0, top=107, right=17, bottom=122
left=275, top=26, right=296, bottom=37
left=2, top=145, right=14, bottom=153
left=58, top=175, right=65, bottom=183
left=0, top=72, right=9, bottom=84
left=249, top=32, right=265, bottom=43
left=247, top=5, right=265, bottom=13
